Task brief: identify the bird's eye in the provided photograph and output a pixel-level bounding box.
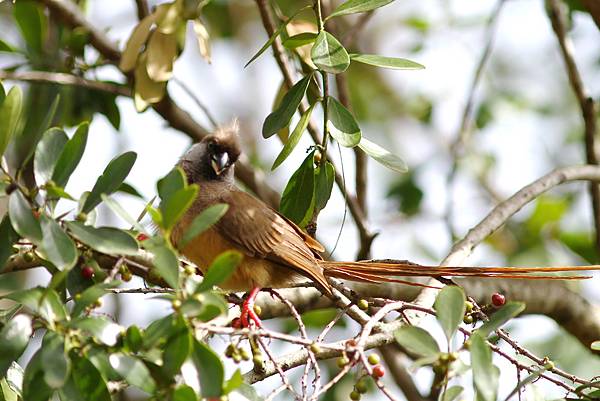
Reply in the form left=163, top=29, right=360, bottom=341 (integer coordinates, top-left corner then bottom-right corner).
left=207, top=142, right=216, bottom=152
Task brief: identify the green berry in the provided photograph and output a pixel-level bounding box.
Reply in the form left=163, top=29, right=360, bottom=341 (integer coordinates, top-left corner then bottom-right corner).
left=357, top=299, right=369, bottom=310
left=350, top=390, right=361, bottom=400
left=225, top=344, right=235, bottom=358
left=367, top=354, right=380, bottom=365
left=23, top=251, right=35, bottom=262
left=172, top=299, right=182, bottom=310
left=448, top=352, right=458, bottom=362
left=463, top=314, right=473, bottom=324
left=337, top=356, right=349, bottom=368
left=253, top=305, right=262, bottom=316
left=232, top=353, right=241, bottom=363
left=253, top=354, right=263, bottom=366
left=240, top=348, right=250, bottom=361
left=310, top=343, right=321, bottom=354
left=464, top=301, right=474, bottom=312
left=355, top=379, right=368, bottom=394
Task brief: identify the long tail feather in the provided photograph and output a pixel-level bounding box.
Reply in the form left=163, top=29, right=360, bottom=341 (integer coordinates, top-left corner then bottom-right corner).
left=319, top=261, right=599, bottom=283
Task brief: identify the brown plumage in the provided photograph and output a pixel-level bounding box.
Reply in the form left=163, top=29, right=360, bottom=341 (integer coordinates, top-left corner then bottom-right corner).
left=172, top=123, right=599, bottom=301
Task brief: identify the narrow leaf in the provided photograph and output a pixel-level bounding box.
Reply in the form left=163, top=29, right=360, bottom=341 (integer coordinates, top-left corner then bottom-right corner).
left=147, top=238, right=179, bottom=288
left=434, top=286, right=466, bottom=341
left=196, top=251, right=242, bottom=292
left=314, top=161, right=335, bottom=212
left=0, top=315, right=32, bottom=377
left=358, top=137, right=407, bottom=173
left=66, top=221, right=139, bottom=256
left=40, top=332, right=69, bottom=389
left=34, top=128, right=68, bottom=186
left=262, top=74, right=312, bottom=138
left=327, top=97, right=361, bottom=147
left=72, top=281, right=119, bottom=317
left=280, top=151, right=316, bottom=226
left=442, top=386, right=463, bottom=401
left=272, top=103, right=316, bottom=170
left=476, top=302, right=525, bottom=338
left=160, top=185, right=198, bottom=231
left=328, top=0, right=395, bottom=18
left=163, top=328, right=191, bottom=377
left=0, top=216, right=19, bottom=270
left=120, top=13, right=156, bottom=72
left=101, top=195, right=145, bottom=233
left=8, top=191, right=42, bottom=244
left=0, top=86, right=23, bottom=158
left=39, top=215, right=78, bottom=271
left=69, top=317, right=122, bottom=346
left=244, top=5, right=311, bottom=68
left=82, top=151, right=137, bottom=213
left=394, top=326, right=440, bottom=358
left=109, top=353, right=156, bottom=394
left=192, top=340, right=224, bottom=398
left=71, top=355, right=111, bottom=401
left=283, top=32, right=318, bottom=49
left=158, top=167, right=186, bottom=201
left=350, top=53, right=425, bottom=70
left=179, top=203, right=229, bottom=248
left=470, top=333, right=499, bottom=401
left=311, top=31, right=350, bottom=73
left=51, top=122, right=88, bottom=188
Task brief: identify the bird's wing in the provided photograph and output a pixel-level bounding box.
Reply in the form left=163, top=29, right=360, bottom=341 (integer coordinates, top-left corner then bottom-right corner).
left=215, top=189, right=330, bottom=291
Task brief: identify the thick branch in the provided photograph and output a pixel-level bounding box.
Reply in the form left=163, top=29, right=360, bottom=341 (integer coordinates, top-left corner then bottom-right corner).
left=35, top=0, right=280, bottom=208
left=547, top=0, right=600, bottom=254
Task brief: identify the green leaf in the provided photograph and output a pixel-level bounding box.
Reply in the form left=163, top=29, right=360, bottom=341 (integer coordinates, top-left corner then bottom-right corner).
left=6, top=287, right=67, bottom=326
left=13, top=1, right=46, bottom=53
left=470, top=333, right=499, bottom=401
left=66, top=221, right=139, bottom=256
left=441, top=386, right=463, bottom=401
left=272, top=102, right=316, bottom=170
left=51, top=122, right=89, bottom=188
left=0, top=216, right=19, bottom=270
left=71, top=354, right=111, bottom=401
left=22, top=351, right=52, bottom=401
left=592, top=341, right=600, bottom=351
left=69, top=316, right=122, bottom=346
left=328, top=0, right=395, bottom=18
left=179, top=204, right=229, bottom=248
left=195, top=251, right=242, bottom=292
left=34, top=128, right=68, bottom=186
left=40, top=332, right=69, bottom=389
left=394, top=326, right=440, bottom=358
left=350, top=53, right=425, bottom=70
left=181, top=291, right=228, bottom=321
left=3, top=362, right=24, bottom=400
left=0, top=39, right=19, bottom=53
left=160, top=185, right=198, bottom=231
left=0, top=315, right=32, bottom=377
left=476, top=302, right=525, bottom=338
left=0, top=86, right=23, bottom=158
left=244, top=5, right=311, bottom=68
left=311, top=31, right=350, bottom=73
left=173, top=385, right=197, bottom=401
left=263, top=74, right=312, bottom=138
left=434, top=286, right=466, bottom=341
left=231, top=383, right=264, bottom=401
left=192, top=340, right=224, bottom=398
left=358, top=137, right=407, bottom=172
left=143, top=314, right=176, bottom=348
left=314, top=161, right=335, bottom=212
left=223, top=369, right=243, bottom=394
left=117, top=182, right=145, bottom=198
left=101, top=195, right=146, bottom=232
left=163, top=327, right=191, bottom=377
left=280, top=150, right=316, bottom=226
left=109, top=353, right=156, bottom=394
left=82, top=151, right=137, bottom=213
left=147, top=238, right=180, bottom=288
left=8, top=191, right=42, bottom=244
left=39, top=215, right=78, bottom=271
left=283, top=32, right=318, bottom=49
left=124, top=325, right=143, bottom=353
left=327, top=97, right=361, bottom=147
left=72, top=281, right=119, bottom=317
left=158, top=167, right=186, bottom=201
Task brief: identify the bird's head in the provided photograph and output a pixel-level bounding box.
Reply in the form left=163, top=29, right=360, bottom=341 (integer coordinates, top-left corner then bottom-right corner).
left=179, top=120, right=241, bottom=184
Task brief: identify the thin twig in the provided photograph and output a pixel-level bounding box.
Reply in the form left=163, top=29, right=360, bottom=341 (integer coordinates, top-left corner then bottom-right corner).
left=547, top=0, right=600, bottom=255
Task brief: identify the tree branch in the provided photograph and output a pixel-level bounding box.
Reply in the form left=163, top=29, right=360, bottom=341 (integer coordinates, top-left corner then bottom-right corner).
left=35, top=0, right=280, bottom=208
left=547, top=0, right=600, bottom=255
left=0, top=70, right=131, bottom=96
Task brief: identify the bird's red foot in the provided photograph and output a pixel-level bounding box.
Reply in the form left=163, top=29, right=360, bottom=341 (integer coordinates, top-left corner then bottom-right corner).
left=240, top=287, right=262, bottom=328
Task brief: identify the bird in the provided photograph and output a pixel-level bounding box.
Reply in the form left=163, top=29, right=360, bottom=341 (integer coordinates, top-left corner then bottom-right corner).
left=171, top=122, right=599, bottom=327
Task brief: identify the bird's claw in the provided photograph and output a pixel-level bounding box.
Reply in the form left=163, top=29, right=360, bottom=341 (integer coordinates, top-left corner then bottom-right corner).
left=239, top=287, right=262, bottom=328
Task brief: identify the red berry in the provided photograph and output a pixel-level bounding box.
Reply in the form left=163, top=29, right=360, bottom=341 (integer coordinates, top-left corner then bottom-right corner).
left=136, top=233, right=149, bottom=242
left=372, top=365, right=385, bottom=378
left=231, top=317, right=242, bottom=329
left=81, top=266, right=94, bottom=279
left=491, top=293, right=506, bottom=307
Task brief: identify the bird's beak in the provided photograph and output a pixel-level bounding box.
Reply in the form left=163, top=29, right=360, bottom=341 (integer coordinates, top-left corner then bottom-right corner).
left=211, top=152, right=229, bottom=175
